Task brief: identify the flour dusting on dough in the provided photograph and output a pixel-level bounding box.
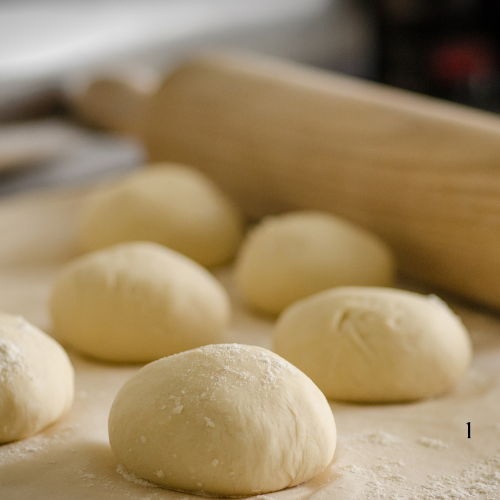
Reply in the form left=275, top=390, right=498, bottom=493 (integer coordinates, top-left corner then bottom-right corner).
left=0, top=339, right=26, bottom=383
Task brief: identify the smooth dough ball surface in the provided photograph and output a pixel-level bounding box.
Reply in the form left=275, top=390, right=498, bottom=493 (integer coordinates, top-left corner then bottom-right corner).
left=273, top=287, right=472, bottom=403
left=0, top=312, right=74, bottom=443
left=109, top=344, right=336, bottom=497
left=79, top=163, right=244, bottom=268
left=235, top=211, right=395, bottom=315
left=50, top=242, right=231, bottom=363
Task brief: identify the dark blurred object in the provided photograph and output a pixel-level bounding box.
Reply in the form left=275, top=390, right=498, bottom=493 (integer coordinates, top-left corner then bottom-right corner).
left=0, top=119, right=144, bottom=196
left=372, top=0, right=500, bottom=112
left=0, top=87, right=62, bottom=123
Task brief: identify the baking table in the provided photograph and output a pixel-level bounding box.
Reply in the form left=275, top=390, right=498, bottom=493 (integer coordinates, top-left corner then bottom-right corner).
left=0, top=186, right=499, bottom=500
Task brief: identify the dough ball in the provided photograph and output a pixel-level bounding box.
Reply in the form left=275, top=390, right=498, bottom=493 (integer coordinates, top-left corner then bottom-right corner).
left=108, top=344, right=336, bottom=497
left=0, top=312, right=74, bottom=443
left=235, top=211, right=395, bottom=315
left=274, top=287, right=472, bottom=403
left=50, top=242, right=231, bottom=363
left=79, top=163, right=244, bottom=268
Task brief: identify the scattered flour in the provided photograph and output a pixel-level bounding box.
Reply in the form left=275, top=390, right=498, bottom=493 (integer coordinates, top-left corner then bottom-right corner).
left=356, top=431, right=402, bottom=446
left=78, top=470, right=97, bottom=486
left=0, top=425, right=79, bottom=466
left=416, top=437, right=450, bottom=450
left=372, top=464, right=391, bottom=473
left=336, top=451, right=500, bottom=499
left=340, top=464, right=366, bottom=474
left=116, top=464, right=155, bottom=488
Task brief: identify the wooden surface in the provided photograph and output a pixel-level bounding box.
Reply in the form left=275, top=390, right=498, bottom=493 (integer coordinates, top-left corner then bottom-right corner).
left=0, top=186, right=500, bottom=499
left=66, top=67, right=160, bottom=137
left=136, top=51, right=500, bottom=311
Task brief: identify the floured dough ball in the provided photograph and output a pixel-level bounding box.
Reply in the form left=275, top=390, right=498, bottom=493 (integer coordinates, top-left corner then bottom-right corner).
left=274, top=287, right=472, bottom=403
left=79, top=163, right=244, bottom=268
left=109, top=344, right=336, bottom=497
left=50, top=242, right=231, bottom=363
left=0, top=312, right=74, bottom=443
left=235, top=211, right=395, bottom=315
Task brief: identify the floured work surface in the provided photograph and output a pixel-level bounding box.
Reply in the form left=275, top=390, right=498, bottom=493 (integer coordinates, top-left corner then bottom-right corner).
left=0, top=187, right=499, bottom=500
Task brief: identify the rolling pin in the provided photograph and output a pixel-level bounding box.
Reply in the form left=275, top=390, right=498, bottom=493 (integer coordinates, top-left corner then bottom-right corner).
left=67, top=51, right=500, bottom=310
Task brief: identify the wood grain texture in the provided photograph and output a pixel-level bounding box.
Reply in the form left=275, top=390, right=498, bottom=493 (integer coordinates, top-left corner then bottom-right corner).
left=66, top=67, right=160, bottom=136
left=141, top=52, right=500, bottom=310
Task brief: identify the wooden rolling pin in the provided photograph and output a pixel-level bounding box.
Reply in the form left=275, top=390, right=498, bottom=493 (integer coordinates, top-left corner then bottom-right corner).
left=68, top=52, right=500, bottom=310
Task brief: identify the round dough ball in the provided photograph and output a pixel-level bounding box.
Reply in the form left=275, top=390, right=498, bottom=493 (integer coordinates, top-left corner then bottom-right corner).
left=0, top=312, right=74, bottom=443
left=79, top=163, right=244, bottom=268
left=274, top=287, right=472, bottom=403
left=235, top=211, right=395, bottom=315
left=50, top=242, right=231, bottom=363
left=109, top=344, right=336, bottom=497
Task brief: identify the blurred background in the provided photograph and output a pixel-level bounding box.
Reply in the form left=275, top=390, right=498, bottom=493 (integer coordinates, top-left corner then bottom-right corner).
left=1, top=0, right=499, bottom=194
